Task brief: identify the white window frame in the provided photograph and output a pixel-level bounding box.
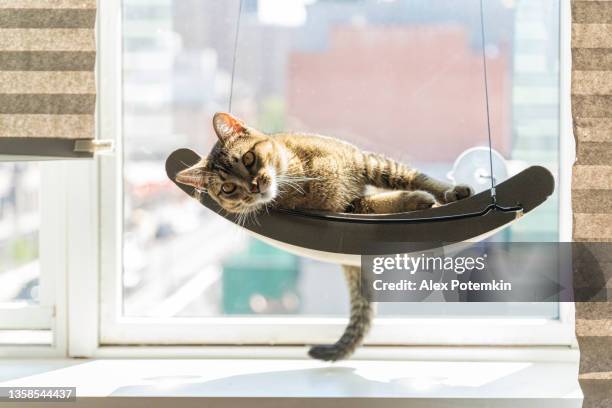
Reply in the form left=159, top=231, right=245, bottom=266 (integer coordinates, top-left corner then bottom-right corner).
left=0, top=163, right=55, bottom=331
left=92, top=0, right=577, bottom=353
left=0, top=0, right=575, bottom=359
left=0, top=160, right=76, bottom=357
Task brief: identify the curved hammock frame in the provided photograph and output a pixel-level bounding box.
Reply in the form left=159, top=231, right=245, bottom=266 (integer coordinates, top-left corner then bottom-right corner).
left=166, top=148, right=555, bottom=265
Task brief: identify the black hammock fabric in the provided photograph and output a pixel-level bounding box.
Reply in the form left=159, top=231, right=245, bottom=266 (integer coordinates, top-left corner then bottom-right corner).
left=166, top=148, right=555, bottom=255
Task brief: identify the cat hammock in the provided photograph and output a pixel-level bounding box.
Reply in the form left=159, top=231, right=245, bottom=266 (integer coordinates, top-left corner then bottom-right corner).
left=166, top=149, right=553, bottom=265
left=164, top=0, right=555, bottom=265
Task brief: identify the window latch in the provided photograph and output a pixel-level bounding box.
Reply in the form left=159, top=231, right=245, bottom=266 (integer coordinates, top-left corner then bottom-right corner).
left=74, top=139, right=115, bottom=155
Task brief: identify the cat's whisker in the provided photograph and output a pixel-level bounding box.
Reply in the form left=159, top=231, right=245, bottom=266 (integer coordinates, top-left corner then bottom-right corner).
left=241, top=209, right=250, bottom=226
left=233, top=207, right=246, bottom=227
left=250, top=210, right=261, bottom=226
left=278, top=174, right=321, bottom=182
left=179, top=160, right=192, bottom=168
left=277, top=180, right=306, bottom=196
left=215, top=207, right=228, bottom=218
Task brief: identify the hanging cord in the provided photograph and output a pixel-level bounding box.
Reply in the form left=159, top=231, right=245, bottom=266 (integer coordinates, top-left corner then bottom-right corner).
left=206, top=0, right=523, bottom=225
left=271, top=0, right=523, bottom=224
left=479, top=0, right=496, bottom=204
left=228, top=0, right=243, bottom=113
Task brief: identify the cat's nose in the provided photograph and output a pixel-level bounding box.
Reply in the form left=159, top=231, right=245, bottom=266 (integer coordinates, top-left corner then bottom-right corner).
left=250, top=180, right=260, bottom=193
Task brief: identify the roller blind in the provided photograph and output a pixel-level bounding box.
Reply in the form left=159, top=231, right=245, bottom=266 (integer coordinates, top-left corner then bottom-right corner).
left=571, top=1, right=612, bottom=407
left=0, top=0, right=97, bottom=158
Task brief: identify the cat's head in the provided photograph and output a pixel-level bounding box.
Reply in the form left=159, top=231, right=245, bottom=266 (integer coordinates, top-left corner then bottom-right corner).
left=176, top=112, right=287, bottom=214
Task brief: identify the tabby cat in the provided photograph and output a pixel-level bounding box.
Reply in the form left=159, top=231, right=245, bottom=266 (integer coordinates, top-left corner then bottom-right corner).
left=176, top=112, right=473, bottom=361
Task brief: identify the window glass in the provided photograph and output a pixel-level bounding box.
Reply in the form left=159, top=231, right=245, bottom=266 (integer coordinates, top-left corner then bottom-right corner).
left=0, top=163, right=40, bottom=306
left=122, top=0, right=559, bottom=318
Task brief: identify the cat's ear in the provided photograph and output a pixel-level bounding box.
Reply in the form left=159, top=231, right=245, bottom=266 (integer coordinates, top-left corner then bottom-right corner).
left=213, top=112, right=247, bottom=142
left=176, top=163, right=208, bottom=191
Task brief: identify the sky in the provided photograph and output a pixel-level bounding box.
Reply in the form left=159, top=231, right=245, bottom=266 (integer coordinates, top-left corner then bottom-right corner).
left=258, top=0, right=317, bottom=26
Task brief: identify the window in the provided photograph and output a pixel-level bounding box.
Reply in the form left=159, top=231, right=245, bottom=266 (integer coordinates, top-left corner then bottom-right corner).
left=0, top=163, right=40, bottom=307
left=0, top=162, right=60, bottom=347
left=97, top=0, right=573, bottom=347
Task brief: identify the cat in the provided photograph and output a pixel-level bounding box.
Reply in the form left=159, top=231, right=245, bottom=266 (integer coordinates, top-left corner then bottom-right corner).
left=176, top=112, right=473, bottom=361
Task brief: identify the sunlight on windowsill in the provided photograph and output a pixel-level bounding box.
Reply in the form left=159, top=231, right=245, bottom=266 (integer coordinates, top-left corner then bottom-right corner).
left=0, top=358, right=581, bottom=405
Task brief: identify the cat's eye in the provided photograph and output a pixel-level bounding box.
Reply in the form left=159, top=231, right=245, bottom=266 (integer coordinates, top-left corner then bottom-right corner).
left=221, top=183, right=236, bottom=194
left=242, top=151, right=255, bottom=167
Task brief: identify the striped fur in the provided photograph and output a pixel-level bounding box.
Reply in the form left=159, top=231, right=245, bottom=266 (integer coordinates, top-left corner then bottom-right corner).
left=308, top=265, right=372, bottom=361
left=361, top=151, right=468, bottom=203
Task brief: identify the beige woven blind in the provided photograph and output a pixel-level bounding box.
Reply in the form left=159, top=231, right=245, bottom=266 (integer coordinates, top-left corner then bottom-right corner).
left=572, top=1, right=612, bottom=407
left=0, top=0, right=96, bottom=158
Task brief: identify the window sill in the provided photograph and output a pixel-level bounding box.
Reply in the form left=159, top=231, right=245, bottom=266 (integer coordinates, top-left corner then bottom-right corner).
left=0, top=357, right=582, bottom=407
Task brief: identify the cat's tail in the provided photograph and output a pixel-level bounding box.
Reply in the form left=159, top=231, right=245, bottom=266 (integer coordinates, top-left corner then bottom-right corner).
left=308, top=265, right=372, bottom=362
left=361, top=152, right=455, bottom=203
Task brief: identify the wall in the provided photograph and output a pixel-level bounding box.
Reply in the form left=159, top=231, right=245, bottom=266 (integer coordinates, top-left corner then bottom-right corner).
left=571, top=1, right=612, bottom=407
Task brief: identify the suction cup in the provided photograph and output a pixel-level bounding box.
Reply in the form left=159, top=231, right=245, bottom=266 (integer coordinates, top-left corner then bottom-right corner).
left=448, top=147, right=508, bottom=194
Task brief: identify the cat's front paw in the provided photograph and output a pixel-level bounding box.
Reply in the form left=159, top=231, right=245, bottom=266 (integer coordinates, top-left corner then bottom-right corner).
left=443, top=184, right=473, bottom=203
left=401, top=190, right=435, bottom=211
